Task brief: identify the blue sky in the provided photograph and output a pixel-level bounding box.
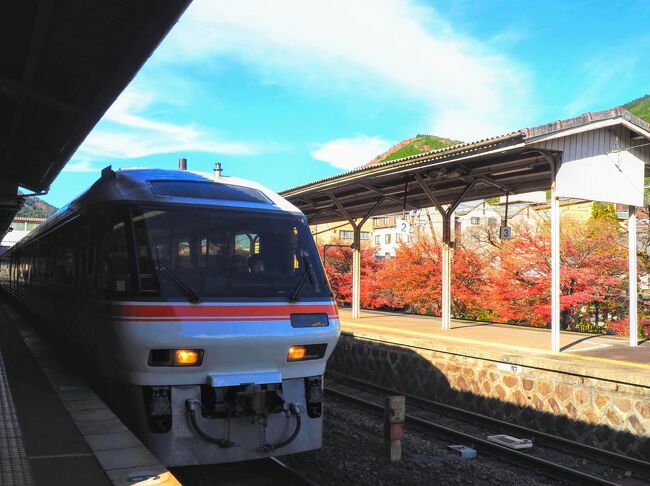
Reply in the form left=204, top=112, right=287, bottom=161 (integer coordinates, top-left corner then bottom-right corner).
left=44, top=0, right=650, bottom=208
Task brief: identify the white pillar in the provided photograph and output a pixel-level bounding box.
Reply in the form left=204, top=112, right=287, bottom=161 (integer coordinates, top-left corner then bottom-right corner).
left=441, top=242, right=452, bottom=330
left=550, top=182, right=561, bottom=353
left=629, top=205, right=638, bottom=347
left=351, top=228, right=361, bottom=319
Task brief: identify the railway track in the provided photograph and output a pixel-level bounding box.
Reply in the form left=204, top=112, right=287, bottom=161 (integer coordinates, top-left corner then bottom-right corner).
left=171, top=457, right=318, bottom=486
left=326, top=373, right=650, bottom=486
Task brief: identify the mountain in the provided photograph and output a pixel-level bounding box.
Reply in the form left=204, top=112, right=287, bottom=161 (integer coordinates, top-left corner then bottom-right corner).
left=625, top=95, right=650, bottom=122
left=365, top=134, right=461, bottom=167
left=16, top=193, right=57, bottom=219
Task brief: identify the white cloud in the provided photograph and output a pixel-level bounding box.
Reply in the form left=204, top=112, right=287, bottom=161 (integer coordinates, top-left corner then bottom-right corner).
left=312, top=136, right=393, bottom=170
left=77, top=88, right=266, bottom=160
left=62, top=160, right=100, bottom=173
left=161, top=0, right=532, bottom=140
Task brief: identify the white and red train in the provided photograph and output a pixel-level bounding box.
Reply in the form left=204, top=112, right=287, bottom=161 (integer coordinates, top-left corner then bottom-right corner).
left=0, top=167, right=340, bottom=466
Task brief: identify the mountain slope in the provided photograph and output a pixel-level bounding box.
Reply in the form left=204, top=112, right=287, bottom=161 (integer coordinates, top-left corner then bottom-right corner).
left=625, top=95, right=650, bottom=122
left=365, top=134, right=460, bottom=167
left=16, top=194, right=57, bottom=218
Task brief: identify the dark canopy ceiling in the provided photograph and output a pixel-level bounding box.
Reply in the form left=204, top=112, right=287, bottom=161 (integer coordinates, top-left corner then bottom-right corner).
left=0, top=0, right=192, bottom=239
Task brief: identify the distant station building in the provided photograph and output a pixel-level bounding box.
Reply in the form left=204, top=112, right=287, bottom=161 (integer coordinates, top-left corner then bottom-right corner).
left=0, top=216, right=47, bottom=250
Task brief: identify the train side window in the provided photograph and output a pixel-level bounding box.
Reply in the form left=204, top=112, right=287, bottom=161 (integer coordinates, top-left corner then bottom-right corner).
left=96, top=210, right=133, bottom=294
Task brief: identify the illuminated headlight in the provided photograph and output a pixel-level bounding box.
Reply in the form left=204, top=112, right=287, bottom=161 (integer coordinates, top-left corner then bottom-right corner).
left=287, top=344, right=328, bottom=362
left=290, top=313, right=329, bottom=328
left=148, top=349, right=204, bottom=366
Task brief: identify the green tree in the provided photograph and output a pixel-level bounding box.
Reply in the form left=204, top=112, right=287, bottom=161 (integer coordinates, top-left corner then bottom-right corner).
left=590, top=201, right=618, bottom=222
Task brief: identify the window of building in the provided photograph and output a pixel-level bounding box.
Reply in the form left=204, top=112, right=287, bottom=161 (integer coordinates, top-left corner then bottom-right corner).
left=470, top=217, right=480, bottom=225
left=396, top=234, right=402, bottom=243
left=488, top=217, right=497, bottom=226
left=374, top=235, right=380, bottom=245
left=385, top=234, right=391, bottom=244
left=339, top=230, right=353, bottom=240
left=360, top=231, right=369, bottom=240
left=384, top=217, right=389, bottom=225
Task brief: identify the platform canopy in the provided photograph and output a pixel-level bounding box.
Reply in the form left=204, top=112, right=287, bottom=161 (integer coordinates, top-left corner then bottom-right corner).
left=281, top=108, right=650, bottom=225
left=281, top=107, right=650, bottom=352
left=0, top=0, right=193, bottom=239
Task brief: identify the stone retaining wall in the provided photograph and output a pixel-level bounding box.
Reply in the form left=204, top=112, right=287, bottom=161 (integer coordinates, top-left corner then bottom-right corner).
left=328, top=333, right=650, bottom=459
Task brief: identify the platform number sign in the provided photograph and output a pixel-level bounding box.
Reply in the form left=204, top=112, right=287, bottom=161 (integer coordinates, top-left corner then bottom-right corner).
left=396, top=218, right=410, bottom=236
left=499, top=225, right=512, bottom=240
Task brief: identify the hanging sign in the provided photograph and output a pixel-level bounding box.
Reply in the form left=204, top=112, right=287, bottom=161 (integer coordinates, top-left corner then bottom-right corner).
left=499, top=225, right=512, bottom=240
left=395, top=218, right=410, bottom=236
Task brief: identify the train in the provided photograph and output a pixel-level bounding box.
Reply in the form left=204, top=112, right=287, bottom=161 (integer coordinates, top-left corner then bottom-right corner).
left=0, top=166, right=340, bottom=466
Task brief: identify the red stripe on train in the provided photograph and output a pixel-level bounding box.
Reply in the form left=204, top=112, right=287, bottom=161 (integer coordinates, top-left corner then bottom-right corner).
left=116, top=303, right=338, bottom=319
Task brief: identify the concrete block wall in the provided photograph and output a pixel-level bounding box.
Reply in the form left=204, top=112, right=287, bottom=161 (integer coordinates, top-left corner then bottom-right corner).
left=328, top=334, right=650, bottom=459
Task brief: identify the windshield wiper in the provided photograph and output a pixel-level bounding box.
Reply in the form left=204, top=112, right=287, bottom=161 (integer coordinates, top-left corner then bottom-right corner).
left=288, top=256, right=313, bottom=303
left=158, top=267, right=200, bottom=304
left=153, top=246, right=200, bottom=303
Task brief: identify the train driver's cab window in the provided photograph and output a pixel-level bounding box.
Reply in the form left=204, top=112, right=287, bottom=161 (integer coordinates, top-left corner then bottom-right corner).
left=174, top=239, right=192, bottom=269
left=131, top=206, right=328, bottom=299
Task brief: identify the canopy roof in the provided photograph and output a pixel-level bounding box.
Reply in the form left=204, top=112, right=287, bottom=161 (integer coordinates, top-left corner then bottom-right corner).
left=0, top=0, right=192, bottom=238
left=281, top=108, right=650, bottom=224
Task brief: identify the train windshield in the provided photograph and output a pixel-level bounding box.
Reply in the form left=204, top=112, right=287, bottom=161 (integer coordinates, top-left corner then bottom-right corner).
left=130, top=206, right=329, bottom=300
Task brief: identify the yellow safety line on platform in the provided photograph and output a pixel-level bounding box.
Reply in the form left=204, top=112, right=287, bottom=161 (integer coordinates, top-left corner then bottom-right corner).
left=341, top=320, right=650, bottom=370
left=559, top=351, right=650, bottom=370
left=341, top=320, right=547, bottom=355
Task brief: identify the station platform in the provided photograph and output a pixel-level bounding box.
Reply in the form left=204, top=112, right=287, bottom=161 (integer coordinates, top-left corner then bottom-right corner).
left=0, top=295, right=180, bottom=486
left=338, top=308, right=650, bottom=386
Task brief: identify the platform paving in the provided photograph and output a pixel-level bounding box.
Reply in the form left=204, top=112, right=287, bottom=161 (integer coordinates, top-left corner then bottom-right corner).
left=0, top=295, right=181, bottom=486
left=338, top=308, right=650, bottom=386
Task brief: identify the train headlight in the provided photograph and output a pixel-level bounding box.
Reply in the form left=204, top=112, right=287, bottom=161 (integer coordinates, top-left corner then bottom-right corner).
left=287, top=344, right=327, bottom=362
left=175, top=349, right=201, bottom=366
left=287, top=345, right=306, bottom=361
left=148, top=349, right=204, bottom=366
left=290, top=313, right=329, bottom=328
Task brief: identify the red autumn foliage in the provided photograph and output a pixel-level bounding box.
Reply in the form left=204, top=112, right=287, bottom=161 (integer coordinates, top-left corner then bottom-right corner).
left=320, top=214, right=635, bottom=334
left=488, top=218, right=627, bottom=328
left=321, top=240, right=389, bottom=309
left=376, top=236, right=490, bottom=319
left=607, top=318, right=650, bottom=338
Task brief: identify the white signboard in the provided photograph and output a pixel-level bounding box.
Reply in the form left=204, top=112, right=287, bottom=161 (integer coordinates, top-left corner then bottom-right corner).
left=499, top=226, right=512, bottom=240
left=556, top=150, right=644, bottom=207
left=395, top=218, right=410, bottom=236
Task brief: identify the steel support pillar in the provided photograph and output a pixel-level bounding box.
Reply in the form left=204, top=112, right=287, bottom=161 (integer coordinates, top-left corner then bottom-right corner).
left=550, top=172, right=561, bottom=353
left=629, top=205, right=638, bottom=347
left=352, top=227, right=362, bottom=319
left=329, top=195, right=385, bottom=320
left=415, top=174, right=477, bottom=331
left=441, top=216, right=452, bottom=330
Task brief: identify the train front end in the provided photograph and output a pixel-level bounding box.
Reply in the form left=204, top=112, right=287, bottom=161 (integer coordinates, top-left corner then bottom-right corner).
left=90, top=170, right=340, bottom=466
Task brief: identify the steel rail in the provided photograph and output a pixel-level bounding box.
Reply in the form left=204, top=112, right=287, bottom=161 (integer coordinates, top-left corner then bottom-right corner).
left=327, top=372, right=650, bottom=479
left=325, top=386, right=619, bottom=486
left=267, top=457, right=319, bottom=486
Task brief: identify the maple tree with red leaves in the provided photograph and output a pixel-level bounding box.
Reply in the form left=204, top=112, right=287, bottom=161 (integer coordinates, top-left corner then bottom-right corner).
left=487, top=216, right=628, bottom=328
left=321, top=240, right=390, bottom=309
left=376, top=236, right=490, bottom=319
left=319, top=211, right=637, bottom=335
